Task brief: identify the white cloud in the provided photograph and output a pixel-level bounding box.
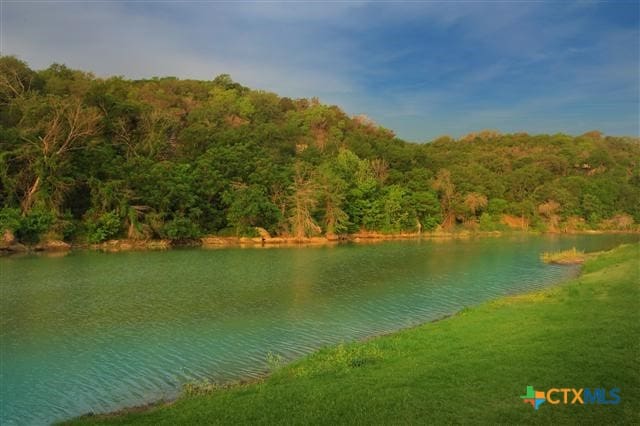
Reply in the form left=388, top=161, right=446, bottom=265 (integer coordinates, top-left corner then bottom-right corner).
left=1, top=1, right=637, bottom=140
left=0, top=1, right=356, bottom=97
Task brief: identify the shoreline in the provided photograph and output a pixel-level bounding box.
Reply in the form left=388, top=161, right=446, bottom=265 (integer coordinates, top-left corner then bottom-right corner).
left=68, top=310, right=464, bottom=422
left=63, top=242, right=639, bottom=424
left=2, top=229, right=638, bottom=255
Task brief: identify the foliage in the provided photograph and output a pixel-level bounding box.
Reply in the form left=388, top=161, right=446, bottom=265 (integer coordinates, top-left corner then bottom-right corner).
left=224, top=185, right=281, bottom=236
left=85, top=211, right=121, bottom=243
left=1, top=56, right=639, bottom=244
left=14, top=209, right=54, bottom=243
left=0, top=207, right=21, bottom=232
left=478, top=213, right=505, bottom=231
left=163, top=216, right=201, bottom=241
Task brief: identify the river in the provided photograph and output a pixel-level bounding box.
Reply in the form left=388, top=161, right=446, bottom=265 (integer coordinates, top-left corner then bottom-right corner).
left=0, top=234, right=636, bottom=425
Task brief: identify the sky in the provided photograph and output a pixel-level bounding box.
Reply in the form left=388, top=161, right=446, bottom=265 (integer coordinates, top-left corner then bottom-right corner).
left=1, top=1, right=638, bottom=141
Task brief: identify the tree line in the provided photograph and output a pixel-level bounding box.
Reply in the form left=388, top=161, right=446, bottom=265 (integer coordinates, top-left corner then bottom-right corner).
left=1, top=56, right=638, bottom=244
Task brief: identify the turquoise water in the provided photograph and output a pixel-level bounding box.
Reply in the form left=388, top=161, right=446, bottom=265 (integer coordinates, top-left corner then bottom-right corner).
left=0, top=234, right=636, bottom=425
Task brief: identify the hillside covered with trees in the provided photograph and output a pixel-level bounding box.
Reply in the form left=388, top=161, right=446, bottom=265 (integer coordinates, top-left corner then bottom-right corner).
left=1, top=56, right=639, bottom=246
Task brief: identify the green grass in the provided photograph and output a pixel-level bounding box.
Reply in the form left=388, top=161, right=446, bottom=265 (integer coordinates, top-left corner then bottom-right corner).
left=67, top=244, right=640, bottom=425
left=541, top=247, right=586, bottom=264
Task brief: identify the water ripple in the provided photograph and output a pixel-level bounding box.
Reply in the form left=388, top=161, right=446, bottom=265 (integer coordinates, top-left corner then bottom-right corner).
left=0, top=234, right=636, bottom=425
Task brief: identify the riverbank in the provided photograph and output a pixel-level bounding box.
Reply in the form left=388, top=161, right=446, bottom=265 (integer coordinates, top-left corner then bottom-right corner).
left=65, top=243, right=639, bottom=425
left=3, top=228, right=638, bottom=255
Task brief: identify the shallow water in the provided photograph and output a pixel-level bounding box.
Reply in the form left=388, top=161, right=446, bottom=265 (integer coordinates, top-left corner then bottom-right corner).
left=0, top=234, right=636, bottom=425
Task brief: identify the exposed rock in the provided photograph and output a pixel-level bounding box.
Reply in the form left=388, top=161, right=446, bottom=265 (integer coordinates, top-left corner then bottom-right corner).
left=147, top=240, right=171, bottom=249
left=263, top=237, right=286, bottom=244
left=500, top=214, right=530, bottom=230
left=44, top=240, right=71, bottom=251
left=93, top=239, right=171, bottom=252
left=2, top=229, right=16, bottom=245
left=0, top=242, right=27, bottom=253
left=170, top=239, right=202, bottom=248
left=325, top=233, right=339, bottom=241
left=33, top=239, right=71, bottom=251
left=236, top=238, right=265, bottom=245
left=201, top=236, right=239, bottom=246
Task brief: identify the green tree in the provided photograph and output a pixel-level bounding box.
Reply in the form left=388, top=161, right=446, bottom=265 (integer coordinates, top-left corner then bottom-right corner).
left=225, top=184, right=281, bottom=235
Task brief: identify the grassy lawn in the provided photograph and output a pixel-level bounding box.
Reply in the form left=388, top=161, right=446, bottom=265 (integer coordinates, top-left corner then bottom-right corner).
left=67, top=243, right=639, bottom=425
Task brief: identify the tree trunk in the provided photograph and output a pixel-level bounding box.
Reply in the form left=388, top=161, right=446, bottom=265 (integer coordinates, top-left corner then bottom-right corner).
left=21, top=176, right=41, bottom=214
left=442, top=211, right=455, bottom=230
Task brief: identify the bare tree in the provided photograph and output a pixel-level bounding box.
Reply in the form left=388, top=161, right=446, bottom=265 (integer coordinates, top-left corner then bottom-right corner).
left=432, top=169, right=456, bottom=229
left=538, top=200, right=561, bottom=232
left=288, top=164, right=321, bottom=240
left=370, top=158, right=389, bottom=185
left=464, top=192, right=488, bottom=219
left=19, top=96, right=101, bottom=213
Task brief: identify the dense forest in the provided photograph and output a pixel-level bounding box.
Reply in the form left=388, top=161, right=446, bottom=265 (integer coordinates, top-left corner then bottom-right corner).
left=1, top=56, right=639, bottom=246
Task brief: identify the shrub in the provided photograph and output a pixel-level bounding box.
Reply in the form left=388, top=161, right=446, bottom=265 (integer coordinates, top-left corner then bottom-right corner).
left=421, top=215, right=440, bottom=231
left=86, top=212, right=121, bottom=243
left=478, top=213, right=507, bottom=231
left=15, top=209, right=54, bottom=244
left=49, top=212, right=77, bottom=241
left=0, top=208, right=21, bottom=233
left=479, top=213, right=496, bottom=231
left=164, top=216, right=201, bottom=240
left=599, top=214, right=635, bottom=231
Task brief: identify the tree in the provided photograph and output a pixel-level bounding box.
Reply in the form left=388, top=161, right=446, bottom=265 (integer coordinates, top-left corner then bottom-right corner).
left=16, top=95, right=101, bottom=213
left=432, top=169, right=456, bottom=229
left=381, top=185, right=413, bottom=232
left=370, top=158, right=389, bottom=185
left=464, top=192, right=488, bottom=221
left=288, top=163, right=321, bottom=240
left=538, top=200, right=561, bottom=231
left=225, top=184, right=281, bottom=235
left=1, top=58, right=639, bottom=244
left=0, top=56, right=37, bottom=104
left=409, top=190, right=441, bottom=231
left=316, top=164, right=349, bottom=235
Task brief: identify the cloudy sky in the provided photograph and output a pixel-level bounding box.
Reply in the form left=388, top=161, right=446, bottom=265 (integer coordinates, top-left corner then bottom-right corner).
left=1, top=1, right=638, bottom=141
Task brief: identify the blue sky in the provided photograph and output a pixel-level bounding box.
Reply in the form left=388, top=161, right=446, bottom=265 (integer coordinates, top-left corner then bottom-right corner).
left=1, top=1, right=638, bottom=141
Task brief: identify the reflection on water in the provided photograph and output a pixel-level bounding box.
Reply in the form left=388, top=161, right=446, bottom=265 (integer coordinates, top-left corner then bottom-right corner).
left=0, top=234, right=636, bottom=425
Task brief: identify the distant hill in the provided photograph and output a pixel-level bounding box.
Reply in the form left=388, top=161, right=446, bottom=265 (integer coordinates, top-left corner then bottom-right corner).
left=1, top=56, right=638, bottom=245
